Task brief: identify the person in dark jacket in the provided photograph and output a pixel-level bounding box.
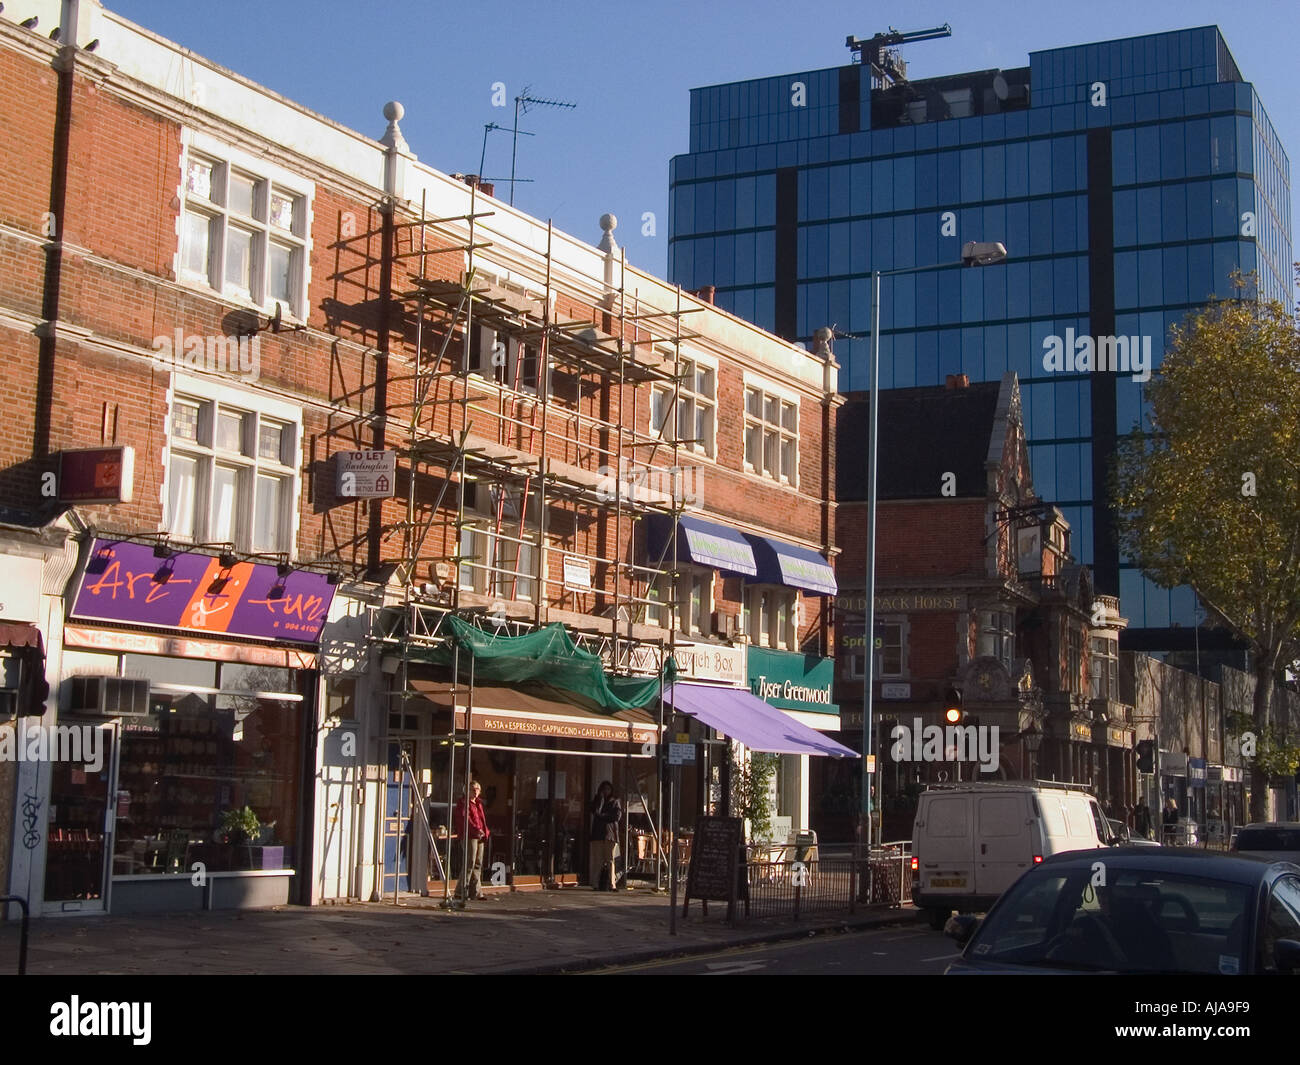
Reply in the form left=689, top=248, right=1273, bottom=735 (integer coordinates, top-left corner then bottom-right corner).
left=588, top=781, right=622, bottom=891
left=1162, top=797, right=1179, bottom=844
left=1134, top=800, right=1153, bottom=840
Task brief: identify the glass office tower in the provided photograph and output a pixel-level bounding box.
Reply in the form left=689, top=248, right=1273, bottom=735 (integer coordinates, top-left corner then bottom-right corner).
left=668, top=26, right=1290, bottom=647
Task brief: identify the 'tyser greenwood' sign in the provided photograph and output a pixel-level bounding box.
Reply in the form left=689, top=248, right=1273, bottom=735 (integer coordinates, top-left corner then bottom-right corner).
left=747, top=647, right=837, bottom=714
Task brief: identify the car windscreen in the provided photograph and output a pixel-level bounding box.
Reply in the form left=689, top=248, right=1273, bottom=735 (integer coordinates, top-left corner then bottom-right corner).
left=1236, top=828, right=1300, bottom=852
left=966, top=867, right=1251, bottom=973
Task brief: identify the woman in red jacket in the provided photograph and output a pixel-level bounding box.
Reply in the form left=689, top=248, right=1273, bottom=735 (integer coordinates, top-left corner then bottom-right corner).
left=453, top=780, right=491, bottom=900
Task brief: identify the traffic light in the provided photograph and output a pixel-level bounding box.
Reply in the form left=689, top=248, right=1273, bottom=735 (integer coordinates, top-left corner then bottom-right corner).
left=943, top=686, right=963, bottom=725
left=1136, top=740, right=1155, bottom=773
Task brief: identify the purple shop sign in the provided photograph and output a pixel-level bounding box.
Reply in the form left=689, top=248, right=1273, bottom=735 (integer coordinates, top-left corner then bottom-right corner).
left=71, top=538, right=336, bottom=645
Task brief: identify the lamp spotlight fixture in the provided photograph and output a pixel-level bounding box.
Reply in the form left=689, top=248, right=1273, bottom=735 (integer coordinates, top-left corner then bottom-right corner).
left=961, top=241, right=1008, bottom=267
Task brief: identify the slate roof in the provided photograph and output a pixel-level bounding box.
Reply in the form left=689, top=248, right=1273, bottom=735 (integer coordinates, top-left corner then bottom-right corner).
left=837, top=380, right=1002, bottom=501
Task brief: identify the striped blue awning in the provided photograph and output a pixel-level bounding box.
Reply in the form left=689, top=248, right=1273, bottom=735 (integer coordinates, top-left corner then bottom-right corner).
left=644, top=514, right=757, bottom=576
left=745, top=535, right=837, bottom=595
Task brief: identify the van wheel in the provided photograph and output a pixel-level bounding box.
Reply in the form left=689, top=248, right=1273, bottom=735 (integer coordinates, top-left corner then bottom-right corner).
left=927, top=907, right=950, bottom=931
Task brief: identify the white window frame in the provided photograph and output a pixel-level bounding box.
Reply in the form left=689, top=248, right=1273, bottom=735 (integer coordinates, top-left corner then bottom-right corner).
left=647, top=566, right=712, bottom=636
left=649, top=351, right=717, bottom=460
left=176, top=130, right=314, bottom=321
left=742, top=375, right=799, bottom=486
left=1090, top=636, right=1119, bottom=701
left=465, top=322, right=548, bottom=398
left=840, top=615, right=905, bottom=679
left=163, top=374, right=302, bottom=557
left=977, top=609, right=1015, bottom=667
left=457, top=484, right=539, bottom=602
left=744, top=584, right=799, bottom=651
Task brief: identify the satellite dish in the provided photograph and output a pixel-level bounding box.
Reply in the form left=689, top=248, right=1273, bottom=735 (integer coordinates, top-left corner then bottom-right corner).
left=993, top=74, right=1009, bottom=100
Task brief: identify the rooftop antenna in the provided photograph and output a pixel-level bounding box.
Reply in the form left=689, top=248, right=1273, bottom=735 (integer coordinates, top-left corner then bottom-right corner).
left=508, top=87, right=577, bottom=206
left=480, top=121, right=531, bottom=182
left=846, top=24, right=952, bottom=89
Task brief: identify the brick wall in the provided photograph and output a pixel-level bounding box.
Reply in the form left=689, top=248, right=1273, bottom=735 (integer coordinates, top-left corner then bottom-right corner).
left=0, top=36, right=833, bottom=655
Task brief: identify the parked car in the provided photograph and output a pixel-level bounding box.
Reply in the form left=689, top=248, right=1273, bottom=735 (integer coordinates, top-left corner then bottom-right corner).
left=911, top=782, right=1117, bottom=929
left=1108, top=817, right=1161, bottom=848
left=944, top=848, right=1300, bottom=974
left=1232, top=822, right=1300, bottom=863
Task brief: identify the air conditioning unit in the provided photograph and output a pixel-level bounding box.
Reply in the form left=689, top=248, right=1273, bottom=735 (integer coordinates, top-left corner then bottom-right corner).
left=712, top=611, right=741, bottom=638
left=67, top=676, right=151, bottom=717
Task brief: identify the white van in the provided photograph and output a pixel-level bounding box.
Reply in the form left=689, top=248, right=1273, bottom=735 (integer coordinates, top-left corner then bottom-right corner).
left=910, top=782, right=1116, bottom=928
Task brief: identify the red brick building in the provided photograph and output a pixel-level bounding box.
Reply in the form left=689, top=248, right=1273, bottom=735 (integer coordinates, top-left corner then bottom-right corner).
left=0, top=1, right=842, bottom=914
left=823, top=372, right=1133, bottom=842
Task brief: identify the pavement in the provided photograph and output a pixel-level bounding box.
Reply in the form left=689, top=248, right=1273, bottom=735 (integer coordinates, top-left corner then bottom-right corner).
left=0, top=884, right=924, bottom=975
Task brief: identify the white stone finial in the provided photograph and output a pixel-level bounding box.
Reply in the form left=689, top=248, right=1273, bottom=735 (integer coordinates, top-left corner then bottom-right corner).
left=598, top=213, right=618, bottom=254
left=381, top=101, right=408, bottom=152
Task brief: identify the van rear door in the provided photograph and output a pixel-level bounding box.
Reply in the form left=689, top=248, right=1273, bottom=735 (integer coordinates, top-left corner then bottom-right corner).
left=973, top=793, right=1033, bottom=898
left=916, top=794, right=975, bottom=898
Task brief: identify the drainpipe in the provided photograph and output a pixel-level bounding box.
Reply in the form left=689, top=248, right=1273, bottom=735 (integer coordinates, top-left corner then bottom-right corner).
left=369, top=102, right=416, bottom=574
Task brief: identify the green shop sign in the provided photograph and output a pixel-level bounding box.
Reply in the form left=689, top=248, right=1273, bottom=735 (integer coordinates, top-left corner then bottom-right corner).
left=747, top=647, right=838, bottom=715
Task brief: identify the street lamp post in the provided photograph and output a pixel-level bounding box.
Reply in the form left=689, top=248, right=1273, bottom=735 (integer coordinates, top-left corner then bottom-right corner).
left=851, top=242, right=1008, bottom=853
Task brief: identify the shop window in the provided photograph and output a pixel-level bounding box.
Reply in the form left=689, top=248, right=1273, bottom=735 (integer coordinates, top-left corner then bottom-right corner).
left=180, top=136, right=310, bottom=319
left=839, top=617, right=905, bottom=679
left=745, top=585, right=798, bottom=650
left=111, top=658, right=304, bottom=877
left=650, top=355, right=716, bottom=458
left=743, top=382, right=798, bottom=484
left=165, top=378, right=300, bottom=555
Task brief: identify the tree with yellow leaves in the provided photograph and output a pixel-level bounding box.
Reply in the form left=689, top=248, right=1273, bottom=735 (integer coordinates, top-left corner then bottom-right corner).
left=1113, top=273, right=1300, bottom=823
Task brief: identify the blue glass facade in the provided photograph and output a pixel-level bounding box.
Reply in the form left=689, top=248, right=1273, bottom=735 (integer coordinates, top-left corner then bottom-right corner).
left=668, top=26, right=1291, bottom=639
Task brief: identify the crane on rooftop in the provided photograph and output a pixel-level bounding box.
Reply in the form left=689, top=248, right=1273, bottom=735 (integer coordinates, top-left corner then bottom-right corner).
left=846, top=24, right=952, bottom=89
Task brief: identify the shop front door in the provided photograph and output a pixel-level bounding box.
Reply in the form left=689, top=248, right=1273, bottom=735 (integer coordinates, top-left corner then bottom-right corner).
left=382, top=739, right=416, bottom=896
left=42, top=719, right=120, bottom=914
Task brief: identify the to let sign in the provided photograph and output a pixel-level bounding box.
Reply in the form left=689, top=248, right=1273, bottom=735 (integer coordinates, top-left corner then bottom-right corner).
left=562, top=555, right=591, bottom=590
left=336, top=451, right=396, bottom=499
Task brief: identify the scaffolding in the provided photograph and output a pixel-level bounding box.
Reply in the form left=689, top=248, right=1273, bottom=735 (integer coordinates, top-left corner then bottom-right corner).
left=356, top=184, right=706, bottom=900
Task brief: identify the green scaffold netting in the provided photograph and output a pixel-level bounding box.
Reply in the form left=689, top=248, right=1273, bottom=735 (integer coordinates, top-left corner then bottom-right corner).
left=410, top=615, right=675, bottom=715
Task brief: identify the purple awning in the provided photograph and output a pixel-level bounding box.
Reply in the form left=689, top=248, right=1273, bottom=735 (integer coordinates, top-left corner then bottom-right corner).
left=664, top=682, right=858, bottom=759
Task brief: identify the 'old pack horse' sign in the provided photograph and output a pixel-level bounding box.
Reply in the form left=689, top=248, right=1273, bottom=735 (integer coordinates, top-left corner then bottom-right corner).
left=683, top=815, right=747, bottom=923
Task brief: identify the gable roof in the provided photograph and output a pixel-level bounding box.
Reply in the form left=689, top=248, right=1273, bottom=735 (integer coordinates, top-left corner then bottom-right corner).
left=838, top=379, right=1003, bottom=501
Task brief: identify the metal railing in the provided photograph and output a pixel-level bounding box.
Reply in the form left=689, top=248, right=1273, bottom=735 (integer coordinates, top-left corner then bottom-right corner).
left=673, top=841, right=913, bottom=921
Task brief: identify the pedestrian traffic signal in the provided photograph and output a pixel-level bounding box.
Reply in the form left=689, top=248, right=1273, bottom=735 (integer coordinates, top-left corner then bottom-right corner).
left=943, top=686, right=963, bottom=725
left=1136, top=739, right=1155, bottom=773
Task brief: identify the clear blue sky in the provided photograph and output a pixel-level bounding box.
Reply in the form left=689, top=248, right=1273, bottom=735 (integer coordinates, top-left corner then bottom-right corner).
left=110, top=0, right=1297, bottom=281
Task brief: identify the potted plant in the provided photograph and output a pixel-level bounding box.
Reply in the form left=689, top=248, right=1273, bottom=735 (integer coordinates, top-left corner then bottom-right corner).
left=220, top=805, right=261, bottom=847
